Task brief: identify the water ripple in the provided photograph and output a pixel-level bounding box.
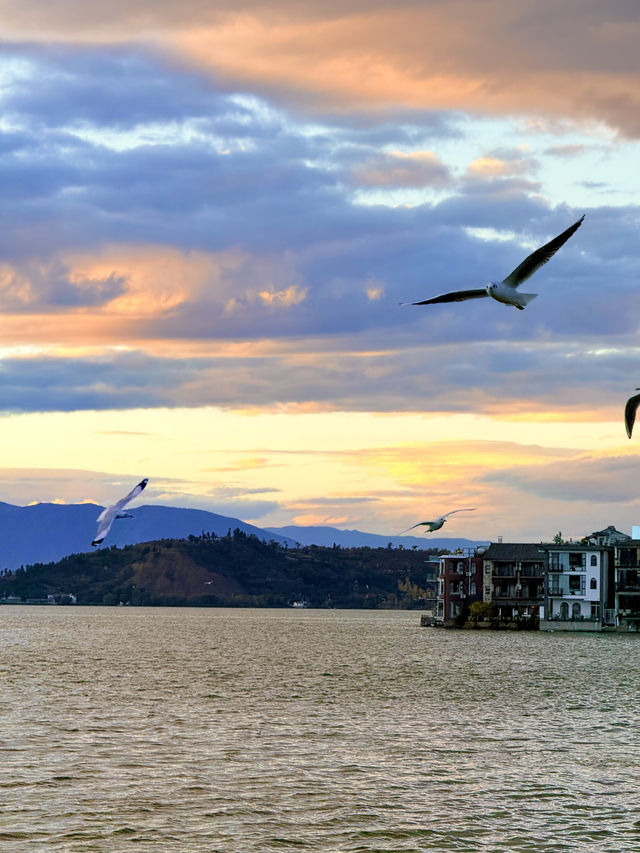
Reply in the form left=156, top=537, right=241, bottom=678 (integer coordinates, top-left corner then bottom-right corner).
left=2, top=607, right=640, bottom=851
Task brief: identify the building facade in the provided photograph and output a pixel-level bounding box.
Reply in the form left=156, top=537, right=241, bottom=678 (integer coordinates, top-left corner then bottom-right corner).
left=436, top=552, right=483, bottom=624
left=482, top=542, right=545, bottom=623
left=432, top=533, right=640, bottom=631
left=612, top=540, right=640, bottom=631
left=541, top=544, right=614, bottom=631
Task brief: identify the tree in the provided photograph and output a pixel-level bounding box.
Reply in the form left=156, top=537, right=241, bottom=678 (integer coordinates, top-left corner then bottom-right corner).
left=469, top=601, right=495, bottom=622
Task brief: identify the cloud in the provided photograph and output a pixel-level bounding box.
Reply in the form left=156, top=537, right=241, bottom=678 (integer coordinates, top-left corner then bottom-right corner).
left=2, top=328, right=640, bottom=418
left=257, top=285, right=308, bottom=308
left=482, top=453, right=640, bottom=503
left=2, top=45, right=637, bottom=360
left=0, top=259, right=127, bottom=311
left=350, top=150, right=452, bottom=189
left=3, top=2, right=639, bottom=134
left=466, top=149, right=539, bottom=179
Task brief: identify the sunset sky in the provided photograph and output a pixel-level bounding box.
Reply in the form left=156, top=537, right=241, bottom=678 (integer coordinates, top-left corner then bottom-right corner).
left=1, top=0, right=639, bottom=541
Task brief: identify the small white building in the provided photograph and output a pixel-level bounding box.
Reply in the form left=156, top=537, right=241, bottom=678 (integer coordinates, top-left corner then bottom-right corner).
left=541, top=544, right=614, bottom=631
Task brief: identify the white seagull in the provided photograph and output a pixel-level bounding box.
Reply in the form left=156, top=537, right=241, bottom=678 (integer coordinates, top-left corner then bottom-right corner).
left=401, top=215, right=584, bottom=310
left=399, top=508, right=476, bottom=534
left=91, top=477, right=148, bottom=546
left=625, top=389, right=640, bottom=439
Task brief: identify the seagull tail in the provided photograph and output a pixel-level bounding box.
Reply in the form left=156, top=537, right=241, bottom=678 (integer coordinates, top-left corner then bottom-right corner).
left=514, top=292, right=538, bottom=310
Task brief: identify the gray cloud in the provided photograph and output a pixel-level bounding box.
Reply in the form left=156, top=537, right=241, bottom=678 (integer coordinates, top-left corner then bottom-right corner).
left=1, top=339, right=640, bottom=416
left=482, top=455, right=640, bottom=504
left=0, top=43, right=638, bottom=418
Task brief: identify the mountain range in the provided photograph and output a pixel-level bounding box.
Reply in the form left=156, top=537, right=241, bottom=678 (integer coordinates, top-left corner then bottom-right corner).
left=0, top=501, right=488, bottom=571
left=266, top=524, right=487, bottom=551
left=0, top=502, right=296, bottom=571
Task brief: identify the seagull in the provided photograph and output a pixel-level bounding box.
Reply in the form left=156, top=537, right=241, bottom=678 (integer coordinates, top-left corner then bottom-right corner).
left=399, top=508, right=476, bottom=534
left=625, top=389, right=640, bottom=439
left=401, top=215, right=584, bottom=310
left=91, top=477, right=148, bottom=546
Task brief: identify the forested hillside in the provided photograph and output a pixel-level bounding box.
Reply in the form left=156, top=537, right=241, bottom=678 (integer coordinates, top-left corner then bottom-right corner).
left=0, top=529, right=440, bottom=609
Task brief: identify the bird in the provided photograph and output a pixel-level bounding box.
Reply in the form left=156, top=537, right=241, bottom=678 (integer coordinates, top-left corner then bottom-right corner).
left=624, top=389, right=640, bottom=439
left=400, top=215, right=584, bottom=310
left=91, top=477, right=148, bottom=546
left=399, top=508, right=476, bottom=534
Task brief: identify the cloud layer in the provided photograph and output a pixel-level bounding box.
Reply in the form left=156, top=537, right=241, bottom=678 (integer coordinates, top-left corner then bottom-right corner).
left=0, top=7, right=639, bottom=538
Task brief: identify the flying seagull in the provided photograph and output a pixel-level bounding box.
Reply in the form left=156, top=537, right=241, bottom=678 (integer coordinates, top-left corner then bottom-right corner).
left=91, top=477, right=148, bottom=546
left=399, top=508, right=476, bottom=534
left=625, top=389, right=640, bottom=439
left=401, top=215, right=584, bottom=310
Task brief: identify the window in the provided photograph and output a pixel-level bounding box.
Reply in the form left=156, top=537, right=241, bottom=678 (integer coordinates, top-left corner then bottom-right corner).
left=449, top=581, right=459, bottom=594
left=572, top=602, right=581, bottom=619
left=590, top=578, right=597, bottom=590
left=590, top=554, right=598, bottom=566
left=470, top=582, right=477, bottom=595
left=569, top=575, right=582, bottom=592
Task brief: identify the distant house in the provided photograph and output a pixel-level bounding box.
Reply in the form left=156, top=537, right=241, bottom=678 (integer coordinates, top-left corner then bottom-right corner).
left=582, top=525, right=630, bottom=547
left=540, top=543, right=615, bottom=631
left=482, top=543, right=545, bottom=623
left=436, top=552, right=483, bottom=623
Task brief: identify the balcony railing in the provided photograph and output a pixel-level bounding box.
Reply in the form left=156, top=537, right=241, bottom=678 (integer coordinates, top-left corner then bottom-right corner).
left=545, top=614, right=600, bottom=622
left=547, top=587, right=585, bottom=597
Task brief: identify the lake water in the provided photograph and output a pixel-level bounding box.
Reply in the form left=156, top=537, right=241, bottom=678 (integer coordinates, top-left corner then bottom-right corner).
left=1, top=607, right=640, bottom=852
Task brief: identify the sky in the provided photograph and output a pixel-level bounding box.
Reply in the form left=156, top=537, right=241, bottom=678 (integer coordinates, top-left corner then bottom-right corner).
left=0, top=0, right=639, bottom=542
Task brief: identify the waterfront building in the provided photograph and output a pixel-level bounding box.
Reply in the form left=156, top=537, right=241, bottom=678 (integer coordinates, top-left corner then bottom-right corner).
left=481, top=543, right=545, bottom=623
left=540, top=544, right=614, bottom=631
left=612, top=539, right=640, bottom=631
left=436, top=552, right=483, bottom=623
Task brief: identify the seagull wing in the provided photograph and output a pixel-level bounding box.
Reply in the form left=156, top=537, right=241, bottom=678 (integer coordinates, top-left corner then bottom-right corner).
left=624, top=394, right=640, bottom=439
left=400, top=289, right=488, bottom=306
left=398, top=521, right=432, bottom=534
left=92, top=478, right=148, bottom=545
left=92, top=510, right=115, bottom=546
left=112, top=477, right=148, bottom=512
left=441, top=508, right=476, bottom=518
left=503, top=215, right=584, bottom=288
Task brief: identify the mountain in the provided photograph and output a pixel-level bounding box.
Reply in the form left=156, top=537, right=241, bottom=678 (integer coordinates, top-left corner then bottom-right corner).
left=0, top=502, right=296, bottom=570
left=265, top=524, right=488, bottom=551
left=0, top=531, right=438, bottom=609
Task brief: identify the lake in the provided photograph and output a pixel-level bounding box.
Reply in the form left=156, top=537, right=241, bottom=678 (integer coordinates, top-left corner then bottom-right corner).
left=1, top=607, right=640, bottom=851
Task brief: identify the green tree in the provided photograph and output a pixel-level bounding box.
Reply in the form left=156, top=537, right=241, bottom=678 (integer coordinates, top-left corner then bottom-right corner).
left=469, top=601, right=495, bottom=622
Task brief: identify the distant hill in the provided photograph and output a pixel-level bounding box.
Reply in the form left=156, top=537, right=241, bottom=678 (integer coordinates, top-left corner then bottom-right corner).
left=0, top=530, right=439, bottom=609
left=266, top=524, right=488, bottom=551
left=0, top=502, right=296, bottom=570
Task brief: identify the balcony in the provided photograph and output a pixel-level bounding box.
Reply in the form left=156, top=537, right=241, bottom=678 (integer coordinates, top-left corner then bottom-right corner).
left=493, top=568, right=517, bottom=578
left=547, top=587, right=585, bottom=597
left=616, top=583, right=640, bottom=594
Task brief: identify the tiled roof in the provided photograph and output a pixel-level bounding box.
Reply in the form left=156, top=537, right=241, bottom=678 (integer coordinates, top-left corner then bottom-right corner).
left=483, top=542, right=546, bottom=561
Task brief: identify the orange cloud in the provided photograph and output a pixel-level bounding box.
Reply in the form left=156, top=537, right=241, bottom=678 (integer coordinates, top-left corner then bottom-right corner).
left=0, top=244, right=310, bottom=346
left=352, top=150, right=451, bottom=188
left=1, top=1, right=639, bottom=134
left=258, top=285, right=307, bottom=307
